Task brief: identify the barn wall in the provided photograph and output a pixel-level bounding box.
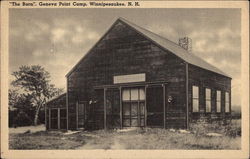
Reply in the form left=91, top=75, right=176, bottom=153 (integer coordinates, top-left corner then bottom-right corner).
left=188, top=64, right=231, bottom=121
left=67, top=21, right=187, bottom=130
left=46, top=94, right=66, bottom=109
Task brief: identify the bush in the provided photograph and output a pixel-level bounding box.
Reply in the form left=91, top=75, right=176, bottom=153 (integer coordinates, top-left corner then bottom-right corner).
left=189, top=119, right=241, bottom=137
left=224, top=120, right=241, bottom=137
left=9, top=108, right=45, bottom=127
left=13, top=111, right=33, bottom=127
left=9, top=110, right=18, bottom=127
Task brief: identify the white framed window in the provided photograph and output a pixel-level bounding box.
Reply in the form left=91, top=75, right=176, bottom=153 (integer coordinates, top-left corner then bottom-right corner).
left=225, top=92, right=230, bottom=112
left=122, top=88, right=145, bottom=101
left=205, top=88, right=211, bottom=112
left=192, top=86, right=199, bottom=112
left=216, top=90, right=221, bottom=112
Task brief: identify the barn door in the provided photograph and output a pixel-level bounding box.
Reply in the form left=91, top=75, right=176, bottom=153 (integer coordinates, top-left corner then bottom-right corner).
left=50, top=109, right=58, bottom=129
left=49, top=108, right=67, bottom=130
left=106, top=88, right=120, bottom=129
left=146, top=86, right=164, bottom=127
left=77, top=101, right=88, bottom=128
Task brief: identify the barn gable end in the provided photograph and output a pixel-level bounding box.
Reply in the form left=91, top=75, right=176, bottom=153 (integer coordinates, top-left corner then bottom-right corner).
left=66, top=19, right=188, bottom=130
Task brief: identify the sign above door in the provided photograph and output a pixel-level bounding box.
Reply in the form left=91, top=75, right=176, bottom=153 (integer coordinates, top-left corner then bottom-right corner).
left=113, top=73, right=146, bottom=84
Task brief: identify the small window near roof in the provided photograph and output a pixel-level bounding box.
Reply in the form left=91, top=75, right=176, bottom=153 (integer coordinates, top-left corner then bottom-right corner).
left=192, top=86, right=199, bottom=112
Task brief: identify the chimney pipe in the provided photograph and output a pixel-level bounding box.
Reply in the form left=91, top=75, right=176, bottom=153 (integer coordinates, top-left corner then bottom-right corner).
left=179, top=37, right=192, bottom=52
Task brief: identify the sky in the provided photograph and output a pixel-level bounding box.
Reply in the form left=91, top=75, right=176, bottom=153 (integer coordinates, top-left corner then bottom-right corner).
left=9, top=8, right=241, bottom=106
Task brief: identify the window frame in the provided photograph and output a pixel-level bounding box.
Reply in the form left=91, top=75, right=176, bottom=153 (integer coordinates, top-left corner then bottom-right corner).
left=122, top=87, right=145, bottom=127
left=216, top=90, right=221, bottom=113
left=205, top=88, right=211, bottom=113
left=225, top=92, right=230, bottom=113
left=192, top=85, right=199, bottom=113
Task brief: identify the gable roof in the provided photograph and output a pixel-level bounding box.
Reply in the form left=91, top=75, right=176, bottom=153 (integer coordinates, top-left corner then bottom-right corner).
left=46, top=92, right=66, bottom=104
left=66, top=17, right=231, bottom=78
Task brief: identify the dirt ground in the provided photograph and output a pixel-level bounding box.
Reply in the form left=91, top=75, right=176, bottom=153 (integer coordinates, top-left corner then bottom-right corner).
left=9, top=125, right=46, bottom=134
left=9, top=124, right=241, bottom=150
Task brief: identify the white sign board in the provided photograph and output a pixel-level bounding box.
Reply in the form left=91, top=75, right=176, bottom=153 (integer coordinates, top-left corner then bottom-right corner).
left=113, top=73, right=146, bottom=84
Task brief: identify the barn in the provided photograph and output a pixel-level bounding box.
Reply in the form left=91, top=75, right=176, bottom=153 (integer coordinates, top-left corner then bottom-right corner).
left=45, top=17, right=231, bottom=131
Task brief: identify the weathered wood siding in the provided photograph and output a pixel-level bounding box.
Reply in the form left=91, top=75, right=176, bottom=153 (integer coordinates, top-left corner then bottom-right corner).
left=67, top=20, right=187, bottom=130
left=188, top=64, right=231, bottom=122
left=46, top=94, right=66, bottom=109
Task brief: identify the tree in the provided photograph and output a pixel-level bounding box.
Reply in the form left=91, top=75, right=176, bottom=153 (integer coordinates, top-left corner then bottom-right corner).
left=11, top=65, right=64, bottom=125
left=9, top=89, right=33, bottom=110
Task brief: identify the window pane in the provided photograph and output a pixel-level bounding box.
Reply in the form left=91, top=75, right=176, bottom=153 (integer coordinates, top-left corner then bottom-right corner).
left=216, top=91, right=221, bottom=101
left=192, top=99, right=199, bottom=112
left=216, top=101, right=221, bottom=112
left=225, top=92, right=230, bottom=113
left=192, top=86, right=199, bottom=98
left=206, top=101, right=211, bottom=112
left=131, top=119, right=138, bottom=127
left=131, top=88, right=139, bottom=100
left=225, top=103, right=230, bottom=112
left=60, top=109, right=67, bottom=118
left=205, top=88, right=211, bottom=100
left=123, top=102, right=130, bottom=115
left=225, top=92, right=229, bottom=103
left=139, top=88, right=145, bottom=100
left=140, top=119, right=145, bottom=126
left=123, top=119, right=130, bottom=127
left=51, top=109, right=58, bottom=118
left=140, top=102, right=145, bottom=115
left=122, top=89, right=130, bottom=101
left=51, top=118, right=58, bottom=129
left=131, top=103, right=138, bottom=116
left=60, top=118, right=67, bottom=129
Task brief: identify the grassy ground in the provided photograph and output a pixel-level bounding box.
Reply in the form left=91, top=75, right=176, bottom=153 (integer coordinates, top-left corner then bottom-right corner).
left=9, top=120, right=241, bottom=150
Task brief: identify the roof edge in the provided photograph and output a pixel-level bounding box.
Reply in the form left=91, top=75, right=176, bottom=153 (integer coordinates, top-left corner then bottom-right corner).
left=46, top=92, right=66, bottom=104
left=118, top=18, right=232, bottom=79
left=65, top=18, right=122, bottom=77
left=188, top=63, right=232, bottom=79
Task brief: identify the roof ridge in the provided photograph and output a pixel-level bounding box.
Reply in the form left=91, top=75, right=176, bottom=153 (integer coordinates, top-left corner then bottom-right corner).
left=118, top=17, right=231, bottom=78
left=118, top=17, right=188, bottom=52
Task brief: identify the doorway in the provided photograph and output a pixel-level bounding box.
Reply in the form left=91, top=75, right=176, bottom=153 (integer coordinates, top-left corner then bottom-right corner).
left=146, top=86, right=164, bottom=127
left=77, top=101, right=88, bottom=128
left=49, top=108, right=67, bottom=130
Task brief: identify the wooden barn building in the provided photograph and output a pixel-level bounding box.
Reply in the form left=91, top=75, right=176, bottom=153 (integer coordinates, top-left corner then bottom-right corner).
left=45, top=18, right=231, bottom=130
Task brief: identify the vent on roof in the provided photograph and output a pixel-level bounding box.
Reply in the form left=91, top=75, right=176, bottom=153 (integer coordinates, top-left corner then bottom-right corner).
left=179, top=37, right=192, bottom=52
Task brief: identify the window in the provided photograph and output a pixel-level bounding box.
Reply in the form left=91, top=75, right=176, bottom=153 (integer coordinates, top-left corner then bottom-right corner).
left=192, top=86, right=199, bottom=112
left=122, top=87, right=145, bottom=127
left=205, top=88, right=211, bottom=112
left=122, top=88, right=145, bottom=101
left=225, top=92, right=230, bottom=112
left=216, top=91, right=221, bottom=112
